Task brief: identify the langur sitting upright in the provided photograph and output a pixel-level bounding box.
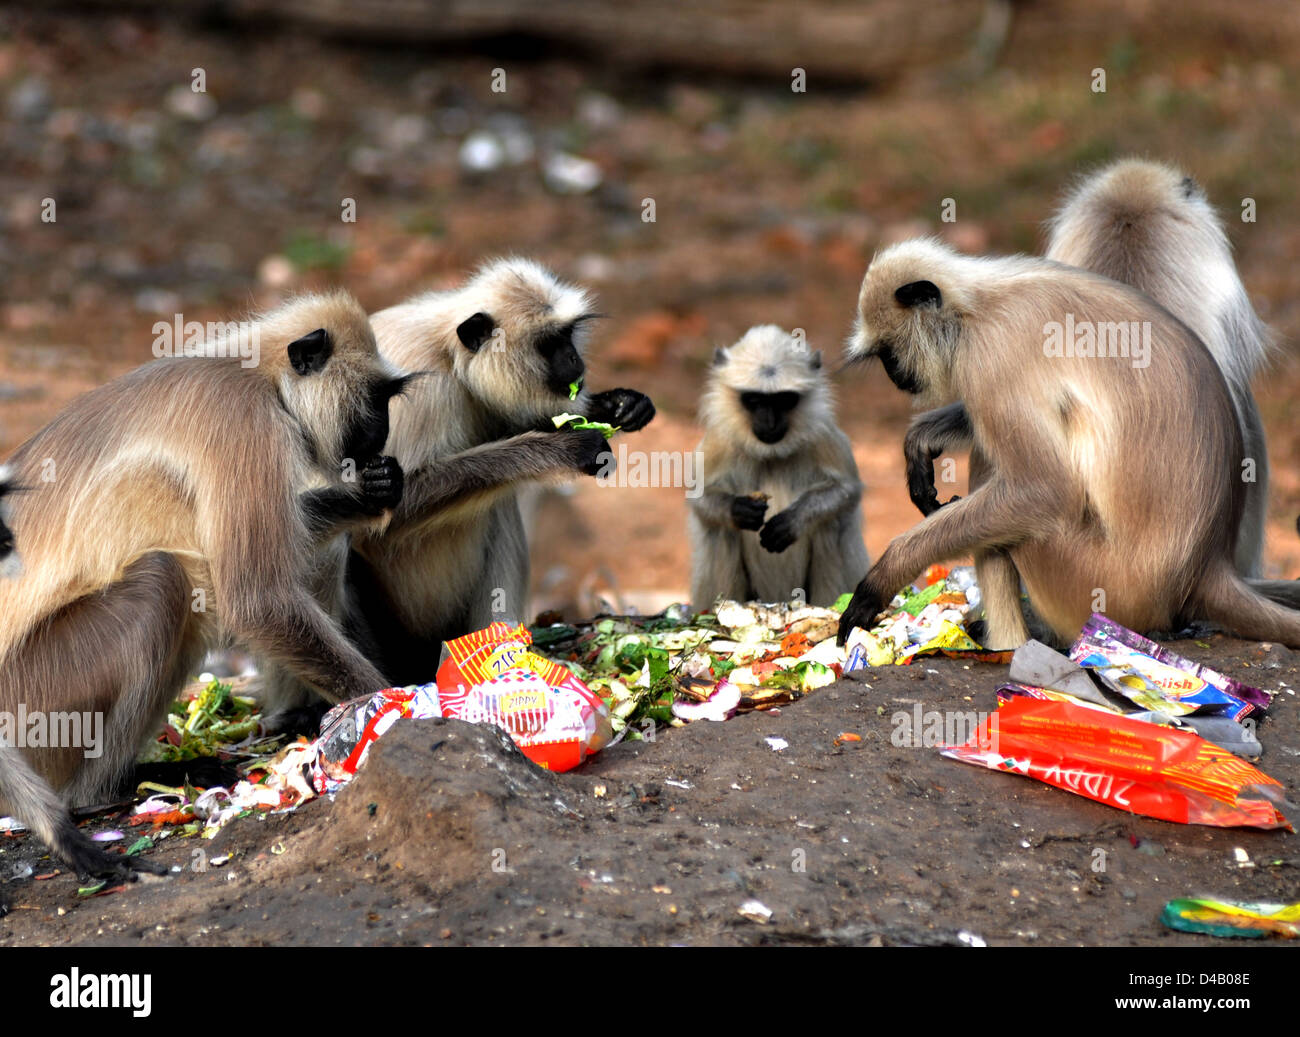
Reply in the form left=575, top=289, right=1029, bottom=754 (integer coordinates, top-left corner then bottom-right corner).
left=688, top=325, right=868, bottom=608
left=836, top=238, right=1300, bottom=651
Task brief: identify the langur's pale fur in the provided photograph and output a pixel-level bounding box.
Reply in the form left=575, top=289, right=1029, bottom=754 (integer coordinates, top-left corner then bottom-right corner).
left=263, top=258, right=655, bottom=702
left=1046, top=158, right=1272, bottom=576
left=839, top=238, right=1300, bottom=651
left=689, top=325, right=868, bottom=607
left=0, top=293, right=395, bottom=885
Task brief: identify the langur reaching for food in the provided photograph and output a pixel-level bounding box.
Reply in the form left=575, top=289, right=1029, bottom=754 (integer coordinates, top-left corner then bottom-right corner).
left=836, top=238, right=1300, bottom=652
left=263, top=258, right=656, bottom=704
left=688, top=325, right=868, bottom=608
left=904, top=159, right=1273, bottom=585
left=0, top=293, right=404, bottom=896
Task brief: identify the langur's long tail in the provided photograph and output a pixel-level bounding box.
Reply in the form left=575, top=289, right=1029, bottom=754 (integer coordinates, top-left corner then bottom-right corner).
left=1198, top=569, right=1300, bottom=647
left=1247, top=578, right=1300, bottom=612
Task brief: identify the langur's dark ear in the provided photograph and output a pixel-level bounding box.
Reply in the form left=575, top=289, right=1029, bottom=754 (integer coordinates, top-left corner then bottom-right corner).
left=713, top=347, right=730, bottom=367
left=384, top=373, right=422, bottom=399
left=895, top=280, right=942, bottom=309
left=1180, top=176, right=1200, bottom=200
left=457, top=312, right=496, bottom=353
left=287, top=328, right=333, bottom=376
left=809, top=350, right=823, bottom=370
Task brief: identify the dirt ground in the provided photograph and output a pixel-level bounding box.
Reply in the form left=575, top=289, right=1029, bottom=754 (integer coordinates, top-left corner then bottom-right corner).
left=2, top=633, right=1297, bottom=947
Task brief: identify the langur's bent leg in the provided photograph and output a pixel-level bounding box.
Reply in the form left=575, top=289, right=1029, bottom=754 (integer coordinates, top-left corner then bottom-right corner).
left=974, top=549, right=1030, bottom=649
left=0, top=552, right=193, bottom=883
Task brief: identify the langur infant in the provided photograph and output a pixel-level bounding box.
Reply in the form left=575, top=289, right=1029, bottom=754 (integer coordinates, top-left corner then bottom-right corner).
left=689, top=325, right=868, bottom=608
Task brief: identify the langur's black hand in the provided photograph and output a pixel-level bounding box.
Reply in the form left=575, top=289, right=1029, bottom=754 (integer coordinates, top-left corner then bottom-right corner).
left=585, top=388, right=657, bottom=433
left=358, top=455, right=404, bottom=513
left=905, top=446, right=943, bottom=517
left=61, top=826, right=169, bottom=884
left=731, top=494, right=768, bottom=531
left=565, top=428, right=614, bottom=477
left=837, top=579, right=888, bottom=647
left=759, top=509, right=799, bottom=553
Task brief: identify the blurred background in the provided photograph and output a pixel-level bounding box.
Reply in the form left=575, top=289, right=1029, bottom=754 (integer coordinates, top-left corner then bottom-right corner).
left=2, top=0, right=1299, bottom=618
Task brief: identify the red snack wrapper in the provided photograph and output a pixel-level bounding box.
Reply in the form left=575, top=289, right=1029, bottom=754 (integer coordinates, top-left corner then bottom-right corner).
left=942, top=696, right=1292, bottom=830
left=435, top=623, right=612, bottom=772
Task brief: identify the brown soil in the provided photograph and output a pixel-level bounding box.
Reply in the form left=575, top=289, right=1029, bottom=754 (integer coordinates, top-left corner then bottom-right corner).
left=2, top=634, right=1297, bottom=946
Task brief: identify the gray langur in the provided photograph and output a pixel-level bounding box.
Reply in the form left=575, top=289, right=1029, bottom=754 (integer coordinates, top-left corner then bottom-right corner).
left=836, top=238, right=1300, bottom=651
left=688, top=325, right=869, bottom=608
left=904, top=160, right=1273, bottom=588
left=0, top=293, right=405, bottom=896
left=261, top=258, right=656, bottom=708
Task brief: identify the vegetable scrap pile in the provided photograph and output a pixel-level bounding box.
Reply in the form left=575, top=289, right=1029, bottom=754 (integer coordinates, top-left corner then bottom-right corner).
left=529, top=566, right=1003, bottom=740
left=841, top=565, right=1011, bottom=668
left=136, top=676, right=282, bottom=766
left=529, top=602, right=840, bottom=739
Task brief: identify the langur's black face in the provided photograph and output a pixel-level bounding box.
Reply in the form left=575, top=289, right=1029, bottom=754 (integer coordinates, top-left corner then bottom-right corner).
left=342, top=375, right=416, bottom=463
left=534, top=322, right=586, bottom=396
left=740, top=390, right=801, bottom=444
left=0, top=484, right=14, bottom=563
left=874, top=340, right=926, bottom=395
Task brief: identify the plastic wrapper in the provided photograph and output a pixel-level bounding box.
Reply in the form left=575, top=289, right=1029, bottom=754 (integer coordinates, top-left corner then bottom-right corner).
left=312, top=624, right=612, bottom=782
left=1070, top=613, right=1269, bottom=720
left=1161, top=897, right=1300, bottom=939
left=942, top=696, right=1292, bottom=830
left=1007, top=637, right=1264, bottom=759
left=433, top=622, right=612, bottom=771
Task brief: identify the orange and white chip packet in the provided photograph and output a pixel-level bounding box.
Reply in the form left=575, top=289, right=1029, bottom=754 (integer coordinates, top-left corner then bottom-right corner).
left=432, top=623, right=612, bottom=771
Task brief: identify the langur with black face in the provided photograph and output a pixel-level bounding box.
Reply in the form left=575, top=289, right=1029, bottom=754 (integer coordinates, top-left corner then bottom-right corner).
left=688, top=325, right=868, bottom=608
left=260, top=258, right=656, bottom=709
left=836, top=238, right=1300, bottom=651
left=0, top=294, right=405, bottom=900
left=903, top=160, right=1274, bottom=616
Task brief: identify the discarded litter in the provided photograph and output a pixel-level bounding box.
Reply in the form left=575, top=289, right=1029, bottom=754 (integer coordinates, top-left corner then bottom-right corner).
left=316, top=622, right=612, bottom=781
left=942, top=614, right=1291, bottom=829
left=1162, top=897, right=1300, bottom=939
left=842, top=566, right=1011, bottom=669
left=738, top=899, right=773, bottom=924
left=945, top=695, right=1289, bottom=829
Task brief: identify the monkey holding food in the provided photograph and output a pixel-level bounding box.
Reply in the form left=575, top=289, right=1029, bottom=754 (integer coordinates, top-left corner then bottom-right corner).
left=256, top=258, right=656, bottom=713
left=689, top=324, right=868, bottom=609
